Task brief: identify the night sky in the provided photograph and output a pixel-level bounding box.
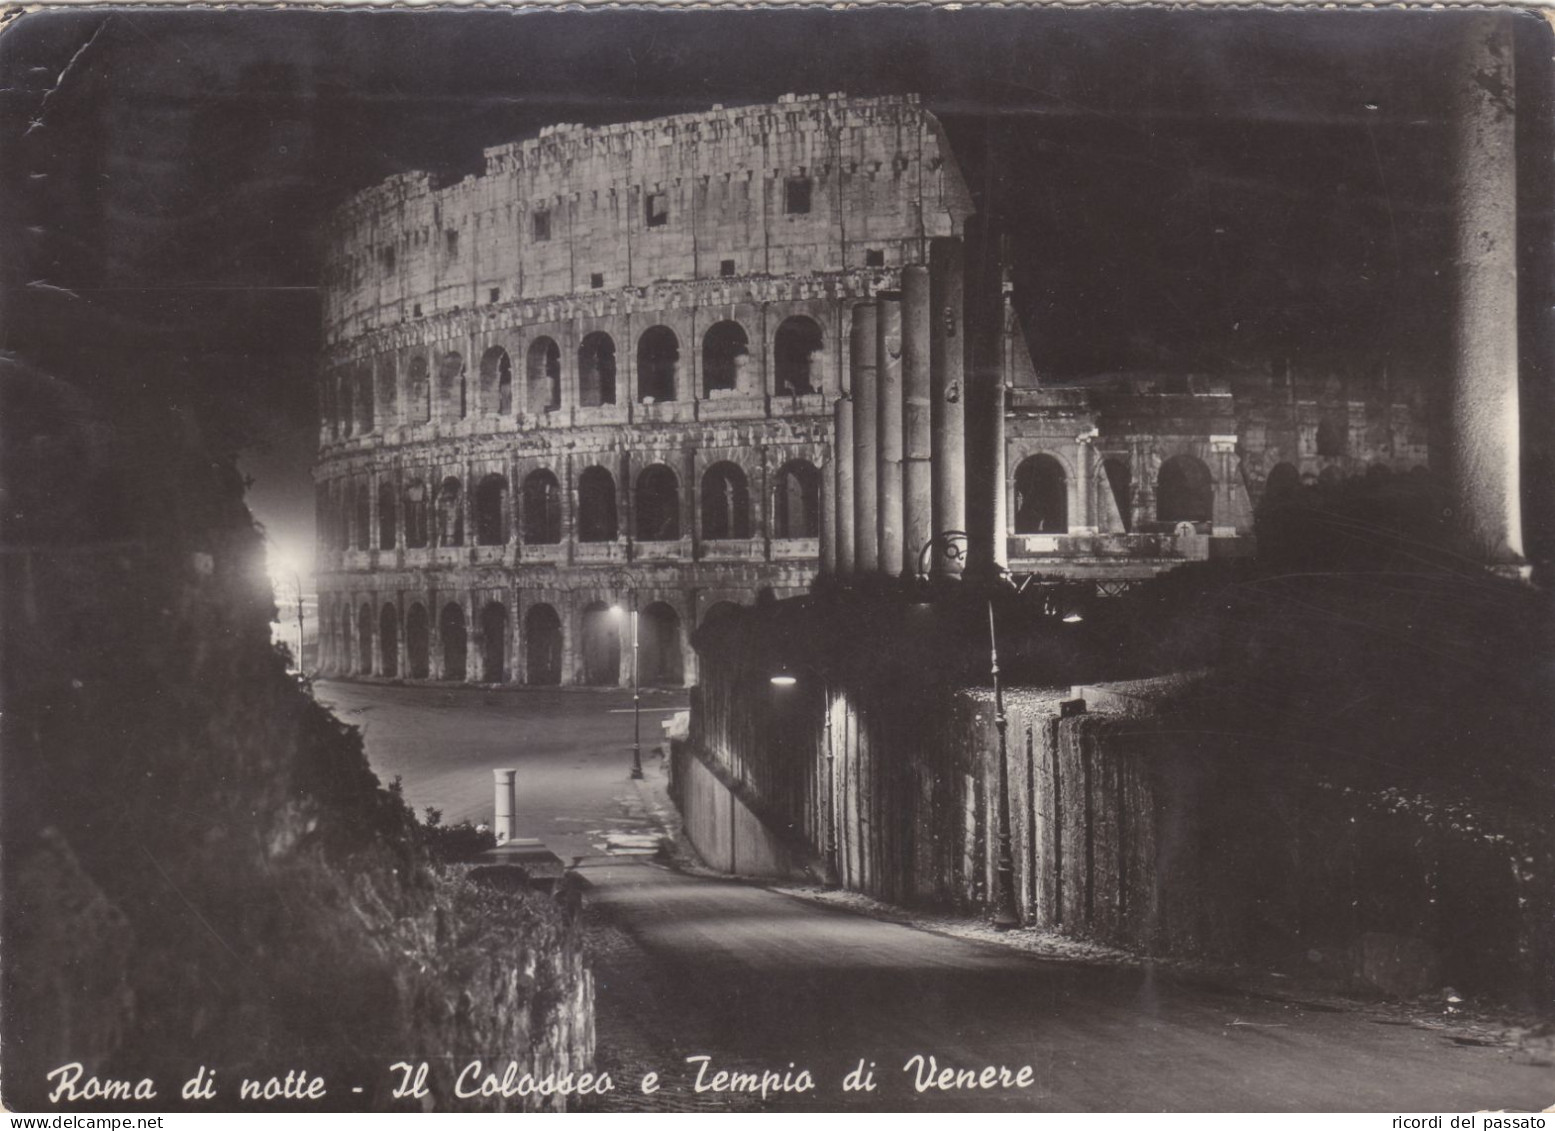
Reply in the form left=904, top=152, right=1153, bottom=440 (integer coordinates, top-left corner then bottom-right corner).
left=4, top=7, right=1551, bottom=571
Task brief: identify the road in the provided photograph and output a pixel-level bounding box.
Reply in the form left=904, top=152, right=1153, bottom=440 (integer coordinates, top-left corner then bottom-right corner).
left=316, top=681, right=1555, bottom=1113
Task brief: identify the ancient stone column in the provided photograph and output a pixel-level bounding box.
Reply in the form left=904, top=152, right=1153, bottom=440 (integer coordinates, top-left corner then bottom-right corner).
left=492, top=768, right=517, bottom=845
left=930, top=237, right=967, bottom=577
left=850, top=304, right=880, bottom=572
left=902, top=266, right=934, bottom=577
left=964, top=228, right=1010, bottom=581
left=876, top=293, right=905, bottom=576
left=834, top=376, right=856, bottom=575
left=1448, top=12, right=1524, bottom=568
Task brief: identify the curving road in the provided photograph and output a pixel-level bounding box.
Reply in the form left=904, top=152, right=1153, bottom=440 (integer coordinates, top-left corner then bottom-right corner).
left=316, top=681, right=1554, bottom=1113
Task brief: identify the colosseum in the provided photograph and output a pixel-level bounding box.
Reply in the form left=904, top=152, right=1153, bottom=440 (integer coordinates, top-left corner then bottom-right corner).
left=314, top=92, right=1430, bottom=687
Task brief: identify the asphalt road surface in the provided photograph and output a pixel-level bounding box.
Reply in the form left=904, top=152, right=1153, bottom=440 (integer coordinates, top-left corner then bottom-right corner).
left=316, top=681, right=1555, bottom=1113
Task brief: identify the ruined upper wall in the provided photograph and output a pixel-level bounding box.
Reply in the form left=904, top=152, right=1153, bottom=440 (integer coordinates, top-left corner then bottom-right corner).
left=321, top=94, right=974, bottom=347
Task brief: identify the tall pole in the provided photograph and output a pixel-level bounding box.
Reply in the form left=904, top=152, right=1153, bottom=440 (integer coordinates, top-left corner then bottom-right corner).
left=630, top=591, right=643, bottom=780
left=293, top=572, right=306, bottom=673
left=822, top=677, right=839, bottom=888
left=988, top=599, right=1019, bottom=929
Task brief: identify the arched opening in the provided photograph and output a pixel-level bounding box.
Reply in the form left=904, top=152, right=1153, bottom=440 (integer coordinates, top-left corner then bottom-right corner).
left=352, top=478, right=371, bottom=549
left=339, top=375, right=354, bottom=438
left=378, top=481, right=397, bottom=549
left=475, top=473, right=508, bottom=546
left=480, top=601, right=508, bottom=683
left=321, top=378, right=337, bottom=439
left=636, top=326, right=679, bottom=403
left=1102, top=458, right=1132, bottom=533
left=406, top=603, right=430, bottom=679
left=356, top=367, right=375, bottom=434
left=773, top=460, right=820, bottom=538
left=578, top=466, right=618, bottom=542
left=1014, top=454, right=1068, bottom=534
left=437, top=352, right=466, bottom=420
left=702, top=321, right=749, bottom=396
left=1157, top=454, right=1214, bottom=524
left=480, top=346, right=513, bottom=415
left=581, top=602, right=620, bottom=687
left=524, top=604, right=562, bottom=686
left=379, top=604, right=399, bottom=678
left=527, top=337, right=561, bottom=413
left=440, top=602, right=467, bottom=681
left=521, top=469, right=562, bottom=545
left=435, top=477, right=463, bottom=547
left=403, top=480, right=429, bottom=549
left=701, top=462, right=751, bottom=539
left=357, top=603, right=374, bottom=674
left=774, top=316, right=824, bottom=395
left=376, top=356, right=397, bottom=426
left=1263, top=462, right=1301, bottom=508
left=407, top=355, right=431, bottom=424
left=701, top=601, right=741, bottom=627
left=1316, top=418, right=1347, bottom=458
left=578, top=333, right=617, bottom=407
left=639, top=602, right=683, bottom=687
left=635, top=464, right=681, bottom=541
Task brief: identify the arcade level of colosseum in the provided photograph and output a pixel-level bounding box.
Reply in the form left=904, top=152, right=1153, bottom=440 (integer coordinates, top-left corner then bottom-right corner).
left=313, top=92, right=1430, bottom=688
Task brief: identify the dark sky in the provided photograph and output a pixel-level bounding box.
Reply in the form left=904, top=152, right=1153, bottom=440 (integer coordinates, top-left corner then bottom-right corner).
left=3, top=7, right=1551, bottom=569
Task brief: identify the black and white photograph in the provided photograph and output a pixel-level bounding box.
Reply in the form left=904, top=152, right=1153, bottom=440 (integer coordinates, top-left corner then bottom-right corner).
left=3, top=1, right=1554, bottom=1114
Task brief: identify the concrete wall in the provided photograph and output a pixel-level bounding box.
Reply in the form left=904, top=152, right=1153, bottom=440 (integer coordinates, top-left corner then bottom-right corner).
left=672, top=739, right=810, bottom=881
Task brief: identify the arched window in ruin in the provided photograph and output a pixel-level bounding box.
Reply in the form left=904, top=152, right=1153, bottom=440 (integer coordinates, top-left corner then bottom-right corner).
left=435, top=477, right=464, bottom=547
left=772, top=459, right=820, bottom=539
left=1014, top=454, right=1068, bottom=534
left=636, top=326, right=679, bottom=403
left=702, top=321, right=749, bottom=396
left=480, top=601, right=507, bottom=683
left=339, top=374, right=354, bottom=438
left=635, top=464, right=681, bottom=541
left=577, top=466, right=618, bottom=542
left=527, top=337, right=561, bottom=414
left=437, top=351, right=466, bottom=420
left=1316, top=418, right=1346, bottom=459
left=474, top=473, right=508, bottom=546
left=524, top=604, right=562, bottom=686
left=356, top=603, right=374, bottom=674
left=1157, top=454, right=1214, bottom=525
left=378, top=481, right=397, bottom=550
left=440, top=602, right=467, bottom=681
left=321, top=379, right=337, bottom=439
left=379, top=603, right=399, bottom=678
left=407, top=355, right=431, bottom=424
left=639, top=602, right=684, bottom=687
left=1263, top=461, right=1301, bottom=508
left=406, top=602, right=430, bottom=679
left=701, top=462, right=751, bottom=539
left=403, top=479, right=429, bottom=549
left=578, top=333, right=617, bottom=407
left=356, top=366, right=375, bottom=434
left=376, top=355, right=398, bottom=427
left=521, top=469, right=562, bottom=545
left=480, top=346, right=513, bottom=416
left=774, top=316, right=824, bottom=395
left=580, top=601, right=620, bottom=687
left=352, top=477, right=371, bottom=549
left=1101, top=458, right=1131, bottom=533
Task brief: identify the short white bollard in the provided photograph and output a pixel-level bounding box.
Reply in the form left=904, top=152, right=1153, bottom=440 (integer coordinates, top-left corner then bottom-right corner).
left=492, top=768, right=517, bottom=845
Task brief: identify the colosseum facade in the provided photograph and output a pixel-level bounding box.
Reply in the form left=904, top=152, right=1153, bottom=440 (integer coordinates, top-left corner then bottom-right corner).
left=315, top=92, right=1431, bottom=686
left=314, top=93, right=973, bottom=687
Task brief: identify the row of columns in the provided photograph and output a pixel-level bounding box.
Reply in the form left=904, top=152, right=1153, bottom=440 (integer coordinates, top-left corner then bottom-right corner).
left=834, top=237, right=969, bottom=579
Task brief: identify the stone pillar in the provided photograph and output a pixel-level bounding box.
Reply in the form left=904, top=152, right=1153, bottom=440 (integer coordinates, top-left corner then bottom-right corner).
left=834, top=381, right=856, bottom=575
left=850, top=303, right=880, bottom=572
left=876, top=293, right=905, bottom=576
left=1448, top=12, right=1524, bottom=568
left=902, top=266, right=933, bottom=577
left=1075, top=436, right=1095, bottom=534
left=964, top=226, right=1009, bottom=581
left=492, top=768, right=517, bottom=844
left=930, top=237, right=967, bottom=577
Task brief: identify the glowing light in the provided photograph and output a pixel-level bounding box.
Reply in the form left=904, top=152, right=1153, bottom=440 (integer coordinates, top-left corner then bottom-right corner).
left=770, top=673, right=798, bottom=688
left=1063, top=612, right=1084, bottom=623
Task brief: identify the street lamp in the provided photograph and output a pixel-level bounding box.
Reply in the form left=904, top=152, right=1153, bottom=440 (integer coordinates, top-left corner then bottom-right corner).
left=608, top=570, right=643, bottom=781
left=770, top=661, right=840, bottom=889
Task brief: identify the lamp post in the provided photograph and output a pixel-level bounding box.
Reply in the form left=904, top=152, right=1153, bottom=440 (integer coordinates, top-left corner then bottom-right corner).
left=608, top=569, right=644, bottom=780
left=770, top=663, right=840, bottom=889
left=987, top=599, right=1020, bottom=929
